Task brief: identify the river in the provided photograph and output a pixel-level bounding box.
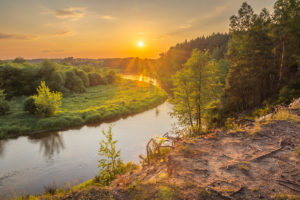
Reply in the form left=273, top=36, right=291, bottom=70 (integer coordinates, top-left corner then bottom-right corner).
left=0, top=76, right=177, bottom=197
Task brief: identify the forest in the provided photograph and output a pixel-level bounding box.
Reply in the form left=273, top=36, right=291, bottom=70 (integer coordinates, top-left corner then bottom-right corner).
left=155, top=0, right=300, bottom=132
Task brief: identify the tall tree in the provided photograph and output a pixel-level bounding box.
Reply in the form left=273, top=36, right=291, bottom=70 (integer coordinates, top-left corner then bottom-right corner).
left=171, top=49, right=221, bottom=134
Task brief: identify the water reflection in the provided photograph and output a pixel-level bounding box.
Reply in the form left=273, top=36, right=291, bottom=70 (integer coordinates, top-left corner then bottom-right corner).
left=0, top=139, right=6, bottom=158
left=155, top=108, right=160, bottom=116
left=28, top=132, right=65, bottom=159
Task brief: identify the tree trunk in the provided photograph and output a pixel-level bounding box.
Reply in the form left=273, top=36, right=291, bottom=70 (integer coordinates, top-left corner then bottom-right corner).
left=279, top=40, right=285, bottom=85
left=197, top=66, right=202, bottom=134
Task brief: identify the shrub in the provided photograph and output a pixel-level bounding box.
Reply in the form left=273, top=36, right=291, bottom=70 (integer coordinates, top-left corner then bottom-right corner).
left=0, top=90, right=9, bottom=115
left=272, top=109, right=300, bottom=122
left=278, top=80, right=300, bottom=104
left=13, top=57, right=26, bottom=63
left=86, top=113, right=102, bottom=123
left=97, top=124, right=122, bottom=186
left=75, top=69, right=89, bottom=87
left=64, top=70, right=86, bottom=93
left=88, top=72, right=104, bottom=86
left=104, top=70, right=116, bottom=84
left=33, top=81, right=62, bottom=117
left=159, top=186, right=173, bottom=200
left=24, top=96, right=37, bottom=114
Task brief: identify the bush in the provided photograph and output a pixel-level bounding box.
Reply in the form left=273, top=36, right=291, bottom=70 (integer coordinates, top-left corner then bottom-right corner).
left=0, top=90, right=9, bottom=115
left=88, top=72, right=104, bottom=86
left=13, top=57, right=26, bottom=63
left=24, top=96, right=37, bottom=114
left=97, top=125, right=122, bottom=186
left=33, top=81, right=62, bottom=117
left=278, top=80, right=300, bottom=104
left=64, top=70, right=86, bottom=93
left=104, top=70, right=116, bottom=84
left=0, top=101, right=9, bottom=115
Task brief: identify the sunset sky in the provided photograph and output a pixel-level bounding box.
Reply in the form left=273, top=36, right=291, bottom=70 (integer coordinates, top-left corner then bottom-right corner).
left=0, top=0, right=275, bottom=59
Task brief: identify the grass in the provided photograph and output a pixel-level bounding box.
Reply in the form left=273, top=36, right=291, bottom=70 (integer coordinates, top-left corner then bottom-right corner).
left=0, top=79, right=168, bottom=138
left=238, top=161, right=250, bottom=172
left=249, top=122, right=262, bottom=135
left=272, top=109, right=300, bottom=122
left=272, top=193, right=300, bottom=200
left=159, top=186, right=173, bottom=200
left=296, top=144, right=300, bottom=156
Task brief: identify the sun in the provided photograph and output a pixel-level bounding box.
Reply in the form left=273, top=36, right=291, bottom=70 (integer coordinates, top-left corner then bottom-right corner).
left=138, top=41, right=143, bottom=47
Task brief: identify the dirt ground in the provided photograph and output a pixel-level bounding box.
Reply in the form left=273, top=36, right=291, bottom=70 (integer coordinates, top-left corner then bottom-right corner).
left=50, top=106, right=300, bottom=200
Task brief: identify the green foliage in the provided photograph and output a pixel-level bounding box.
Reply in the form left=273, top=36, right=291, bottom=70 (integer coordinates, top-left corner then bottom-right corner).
left=252, top=104, right=271, bottom=117
left=278, top=80, right=300, bottom=104
left=97, top=124, right=122, bottom=186
left=159, top=186, right=173, bottom=200
left=33, top=81, right=62, bottom=117
left=13, top=57, right=26, bottom=63
left=0, top=90, right=9, bottom=115
left=0, top=80, right=167, bottom=137
left=64, top=69, right=86, bottom=93
left=156, top=33, right=229, bottom=92
left=88, top=72, right=104, bottom=86
left=272, top=108, right=300, bottom=122
left=170, top=49, right=224, bottom=134
left=221, top=0, right=300, bottom=121
left=23, top=96, right=37, bottom=114
left=272, top=193, right=300, bottom=200
left=0, top=60, right=117, bottom=98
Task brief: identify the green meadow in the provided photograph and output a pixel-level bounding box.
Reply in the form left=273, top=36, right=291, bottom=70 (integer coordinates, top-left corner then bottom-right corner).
left=0, top=79, right=167, bottom=139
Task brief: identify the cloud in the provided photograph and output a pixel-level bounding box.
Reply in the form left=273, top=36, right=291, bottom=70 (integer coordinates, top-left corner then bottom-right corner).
left=100, top=15, right=116, bottom=20
left=0, top=32, right=39, bottom=40
left=41, top=50, right=49, bottom=53
left=47, top=7, right=86, bottom=20
left=53, top=30, right=74, bottom=36
left=41, top=49, right=64, bottom=54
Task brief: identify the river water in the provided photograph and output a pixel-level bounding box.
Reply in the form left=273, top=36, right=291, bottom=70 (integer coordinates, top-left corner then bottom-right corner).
left=0, top=77, right=177, bottom=197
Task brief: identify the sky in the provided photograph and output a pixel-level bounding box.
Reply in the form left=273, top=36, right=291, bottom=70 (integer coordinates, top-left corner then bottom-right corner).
left=0, top=0, right=276, bottom=59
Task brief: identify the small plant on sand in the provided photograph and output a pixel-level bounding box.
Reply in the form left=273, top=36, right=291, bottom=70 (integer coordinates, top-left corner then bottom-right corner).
left=159, top=186, right=173, bottom=200
left=96, top=124, right=122, bottom=186
left=238, top=161, right=250, bottom=172
left=225, top=117, right=243, bottom=133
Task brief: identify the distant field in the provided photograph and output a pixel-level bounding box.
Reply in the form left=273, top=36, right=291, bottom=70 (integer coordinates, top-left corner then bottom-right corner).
left=0, top=79, right=168, bottom=138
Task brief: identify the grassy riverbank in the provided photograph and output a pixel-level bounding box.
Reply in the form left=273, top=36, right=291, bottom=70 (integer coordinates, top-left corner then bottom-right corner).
left=0, top=79, right=167, bottom=139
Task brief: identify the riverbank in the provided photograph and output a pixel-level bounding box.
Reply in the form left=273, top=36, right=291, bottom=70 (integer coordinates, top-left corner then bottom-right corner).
left=0, top=79, right=168, bottom=139
left=23, top=100, right=300, bottom=200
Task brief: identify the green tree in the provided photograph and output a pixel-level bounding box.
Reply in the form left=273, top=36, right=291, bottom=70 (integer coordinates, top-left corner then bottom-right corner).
left=0, top=89, right=9, bottom=115
left=13, top=57, right=26, bottom=63
left=171, top=49, right=221, bottom=134
left=97, top=124, right=121, bottom=185
left=23, top=96, right=37, bottom=114
left=33, top=81, right=62, bottom=117
left=222, top=0, right=300, bottom=119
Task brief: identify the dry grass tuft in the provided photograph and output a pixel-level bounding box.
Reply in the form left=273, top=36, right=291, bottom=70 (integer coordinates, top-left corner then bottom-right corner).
left=272, top=109, right=300, bottom=122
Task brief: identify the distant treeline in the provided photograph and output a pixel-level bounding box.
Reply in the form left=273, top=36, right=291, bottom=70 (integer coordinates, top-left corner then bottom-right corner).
left=0, top=59, right=116, bottom=98
left=24, top=57, right=157, bottom=76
